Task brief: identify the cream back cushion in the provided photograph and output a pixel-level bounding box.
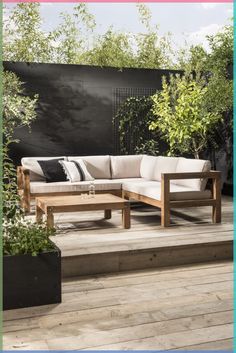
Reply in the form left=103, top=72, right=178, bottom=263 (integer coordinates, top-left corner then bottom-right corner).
left=111, top=155, right=143, bottom=179
left=68, top=155, right=111, bottom=179
left=21, top=157, right=67, bottom=181
left=154, top=156, right=179, bottom=181
left=173, top=157, right=211, bottom=191
left=140, top=155, right=158, bottom=180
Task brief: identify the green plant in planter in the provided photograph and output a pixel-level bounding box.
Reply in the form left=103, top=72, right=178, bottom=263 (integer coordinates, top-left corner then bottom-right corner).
left=150, top=73, right=221, bottom=159
left=3, top=71, right=56, bottom=257
left=3, top=220, right=55, bottom=256
left=114, top=96, right=159, bottom=155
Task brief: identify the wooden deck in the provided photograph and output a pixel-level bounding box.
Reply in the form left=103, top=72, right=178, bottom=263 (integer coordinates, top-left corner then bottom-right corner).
left=49, top=196, right=233, bottom=276
left=3, top=260, right=233, bottom=350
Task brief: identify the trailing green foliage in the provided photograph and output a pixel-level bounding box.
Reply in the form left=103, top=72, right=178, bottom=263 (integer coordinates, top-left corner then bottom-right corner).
left=150, top=74, right=221, bottom=159
left=3, top=71, right=38, bottom=221
left=114, top=96, right=158, bottom=155
left=3, top=220, right=55, bottom=256
left=3, top=71, right=55, bottom=256
left=3, top=71, right=38, bottom=138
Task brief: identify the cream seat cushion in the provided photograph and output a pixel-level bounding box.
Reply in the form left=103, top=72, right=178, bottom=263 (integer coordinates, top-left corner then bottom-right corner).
left=123, top=180, right=212, bottom=201
left=68, top=156, right=111, bottom=179
left=30, top=178, right=142, bottom=194
left=111, top=155, right=143, bottom=179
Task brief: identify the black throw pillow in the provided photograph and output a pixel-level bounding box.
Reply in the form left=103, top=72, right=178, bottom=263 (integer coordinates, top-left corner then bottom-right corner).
left=38, top=159, right=67, bottom=183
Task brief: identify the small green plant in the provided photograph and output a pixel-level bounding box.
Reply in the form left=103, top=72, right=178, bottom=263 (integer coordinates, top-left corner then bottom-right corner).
left=150, top=73, right=221, bottom=159
left=135, top=139, right=159, bottom=156
left=3, top=220, right=55, bottom=256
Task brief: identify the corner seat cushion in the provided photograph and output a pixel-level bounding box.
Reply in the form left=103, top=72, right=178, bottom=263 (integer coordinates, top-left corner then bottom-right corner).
left=68, top=156, right=111, bottom=179
left=21, top=156, right=67, bottom=181
left=30, top=178, right=142, bottom=194
left=173, top=158, right=211, bottom=191
left=123, top=180, right=212, bottom=201
left=111, top=155, right=143, bottom=178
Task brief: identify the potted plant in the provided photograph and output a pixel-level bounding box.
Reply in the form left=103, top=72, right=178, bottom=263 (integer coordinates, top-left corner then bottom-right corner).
left=3, top=219, right=61, bottom=310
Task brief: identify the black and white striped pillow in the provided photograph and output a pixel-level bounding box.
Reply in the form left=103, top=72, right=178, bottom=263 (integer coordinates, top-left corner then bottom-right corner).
left=60, top=160, right=94, bottom=182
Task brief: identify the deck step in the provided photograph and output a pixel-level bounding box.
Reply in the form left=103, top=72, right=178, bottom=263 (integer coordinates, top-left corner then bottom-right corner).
left=61, top=238, right=233, bottom=278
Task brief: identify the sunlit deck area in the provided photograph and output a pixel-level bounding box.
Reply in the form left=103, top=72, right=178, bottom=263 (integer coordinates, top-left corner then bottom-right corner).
left=49, top=196, right=233, bottom=277
left=4, top=260, right=233, bottom=350
left=3, top=196, right=233, bottom=350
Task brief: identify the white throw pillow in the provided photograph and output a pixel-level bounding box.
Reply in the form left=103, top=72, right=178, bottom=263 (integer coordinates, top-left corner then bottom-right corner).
left=140, top=155, right=158, bottom=180
left=60, top=160, right=94, bottom=182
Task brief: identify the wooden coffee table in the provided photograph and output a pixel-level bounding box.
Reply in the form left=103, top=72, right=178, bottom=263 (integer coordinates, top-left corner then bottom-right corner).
left=35, top=193, right=130, bottom=229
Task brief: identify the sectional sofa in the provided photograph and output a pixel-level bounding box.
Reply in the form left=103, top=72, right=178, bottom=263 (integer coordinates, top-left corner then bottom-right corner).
left=17, top=155, right=221, bottom=227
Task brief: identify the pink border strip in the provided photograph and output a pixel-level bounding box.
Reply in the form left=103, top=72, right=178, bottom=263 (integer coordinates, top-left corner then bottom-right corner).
left=2, top=0, right=234, bottom=2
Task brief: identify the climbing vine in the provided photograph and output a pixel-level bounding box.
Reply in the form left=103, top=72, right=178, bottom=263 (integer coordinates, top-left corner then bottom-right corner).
left=114, top=96, right=158, bottom=155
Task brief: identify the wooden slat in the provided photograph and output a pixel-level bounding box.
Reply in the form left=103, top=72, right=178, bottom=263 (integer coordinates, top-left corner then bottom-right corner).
left=174, top=338, right=233, bottom=350
left=4, top=311, right=233, bottom=349
left=162, top=170, right=221, bottom=180
left=84, top=324, right=233, bottom=350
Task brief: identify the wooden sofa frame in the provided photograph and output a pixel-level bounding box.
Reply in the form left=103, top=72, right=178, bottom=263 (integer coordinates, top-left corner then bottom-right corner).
left=122, top=171, right=221, bottom=227
left=17, top=166, right=221, bottom=227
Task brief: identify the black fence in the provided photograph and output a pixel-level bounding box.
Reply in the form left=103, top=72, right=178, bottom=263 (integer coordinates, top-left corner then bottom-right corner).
left=4, top=62, right=232, bottom=192
left=4, top=62, right=179, bottom=163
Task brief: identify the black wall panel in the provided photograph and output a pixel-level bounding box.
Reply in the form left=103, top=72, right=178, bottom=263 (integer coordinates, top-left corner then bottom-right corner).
left=4, top=62, right=179, bottom=164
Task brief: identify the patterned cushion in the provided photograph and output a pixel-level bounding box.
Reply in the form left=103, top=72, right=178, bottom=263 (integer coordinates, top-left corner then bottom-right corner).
left=60, top=160, right=94, bottom=182
left=68, top=156, right=111, bottom=179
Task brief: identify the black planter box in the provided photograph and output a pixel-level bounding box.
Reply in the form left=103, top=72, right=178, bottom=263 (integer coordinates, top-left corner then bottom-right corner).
left=3, top=243, right=61, bottom=310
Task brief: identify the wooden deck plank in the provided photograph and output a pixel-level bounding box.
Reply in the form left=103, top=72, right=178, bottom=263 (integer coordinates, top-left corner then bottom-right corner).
left=4, top=197, right=233, bottom=350
left=4, top=311, right=233, bottom=349
left=174, top=338, right=233, bottom=350
left=83, top=324, right=233, bottom=350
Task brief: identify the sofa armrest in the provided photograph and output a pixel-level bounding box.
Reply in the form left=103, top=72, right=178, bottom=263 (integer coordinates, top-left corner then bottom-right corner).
left=17, top=166, right=31, bottom=213
left=17, top=166, right=30, bottom=188
left=161, top=170, right=221, bottom=207
left=161, top=170, right=221, bottom=181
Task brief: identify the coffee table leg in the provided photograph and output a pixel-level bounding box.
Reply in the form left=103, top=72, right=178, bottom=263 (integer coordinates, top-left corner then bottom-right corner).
left=46, top=207, right=54, bottom=229
left=122, top=205, right=130, bottom=229
left=36, top=205, right=43, bottom=223
left=104, top=209, right=112, bottom=219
